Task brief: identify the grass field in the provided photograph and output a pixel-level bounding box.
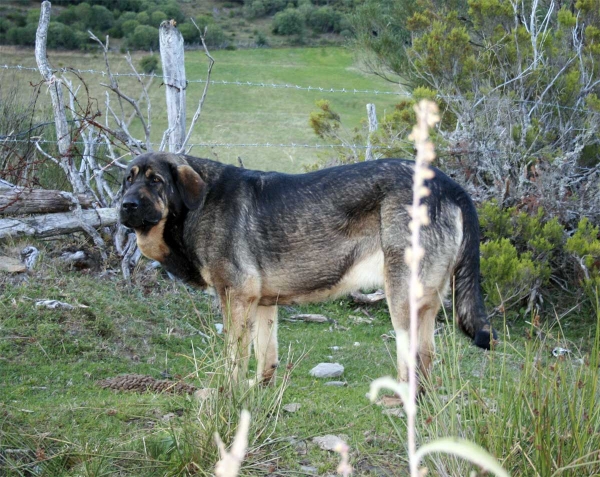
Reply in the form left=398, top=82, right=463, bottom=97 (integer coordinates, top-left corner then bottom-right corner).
left=2, top=45, right=600, bottom=476
left=1, top=240, right=599, bottom=476
left=1, top=45, right=404, bottom=172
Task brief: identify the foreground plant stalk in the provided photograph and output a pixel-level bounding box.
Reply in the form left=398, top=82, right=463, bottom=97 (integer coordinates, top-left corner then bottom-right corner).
left=406, top=99, right=440, bottom=476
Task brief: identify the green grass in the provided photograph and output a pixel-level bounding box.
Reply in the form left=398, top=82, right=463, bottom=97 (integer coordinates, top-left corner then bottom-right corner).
left=0, top=46, right=404, bottom=173
left=1, top=240, right=599, bottom=476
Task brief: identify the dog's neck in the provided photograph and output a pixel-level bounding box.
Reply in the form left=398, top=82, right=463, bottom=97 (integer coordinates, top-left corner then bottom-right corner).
left=135, top=213, right=206, bottom=288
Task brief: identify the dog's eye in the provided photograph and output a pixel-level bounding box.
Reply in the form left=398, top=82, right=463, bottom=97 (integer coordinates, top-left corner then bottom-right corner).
left=151, top=176, right=161, bottom=184
left=126, top=175, right=133, bottom=183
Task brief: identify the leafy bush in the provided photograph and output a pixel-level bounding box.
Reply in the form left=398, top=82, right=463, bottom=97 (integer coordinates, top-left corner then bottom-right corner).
left=204, top=24, right=227, bottom=47
left=272, top=8, right=305, bottom=36
left=139, top=55, right=159, bottom=74
left=127, top=24, right=159, bottom=50
left=307, top=6, right=341, bottom=33
left=179, top=23, right=200, bottom=43
left=150, top=10, right=167, bottom=27
left=566, top=218, right=600, bottom=293
left=481, top=239, right=541, bottom=309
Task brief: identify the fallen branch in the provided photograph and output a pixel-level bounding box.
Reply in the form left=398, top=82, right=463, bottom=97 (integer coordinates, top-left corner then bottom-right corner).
left=0, top=208, right=117, bottom=239
left=0, top=187, right=94, bottom=215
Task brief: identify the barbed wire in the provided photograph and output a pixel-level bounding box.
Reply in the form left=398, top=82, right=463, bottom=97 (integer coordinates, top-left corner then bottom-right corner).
left=1, top=137, right=401, bottom=150
left=3, top=63, right=598, bottom=117
left=0, top=64, right=407, bottom=96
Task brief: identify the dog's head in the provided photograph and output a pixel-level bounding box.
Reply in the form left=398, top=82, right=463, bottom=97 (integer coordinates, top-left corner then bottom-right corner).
left=120, top=152, right=205, bottom=231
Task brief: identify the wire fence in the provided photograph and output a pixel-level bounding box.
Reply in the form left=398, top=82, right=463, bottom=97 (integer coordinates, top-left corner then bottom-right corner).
left=0, top=63, right=408, bottom=96
left=1, top=63, right=598, bottom=155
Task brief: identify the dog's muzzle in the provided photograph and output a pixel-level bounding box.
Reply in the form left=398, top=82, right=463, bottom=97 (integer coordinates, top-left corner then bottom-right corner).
left=120, top=195, right=161, bottom=229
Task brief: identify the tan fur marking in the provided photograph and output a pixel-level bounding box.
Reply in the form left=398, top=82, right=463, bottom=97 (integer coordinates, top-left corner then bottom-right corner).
left=135, top=218, right=170, bottom=262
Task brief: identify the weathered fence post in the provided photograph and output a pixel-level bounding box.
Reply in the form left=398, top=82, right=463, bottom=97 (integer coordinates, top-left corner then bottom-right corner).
left=365, top=103, right=378, bottom=161
left=35, top=1, right=87, bottom=194
left=159, top=20, right=186, bottom=152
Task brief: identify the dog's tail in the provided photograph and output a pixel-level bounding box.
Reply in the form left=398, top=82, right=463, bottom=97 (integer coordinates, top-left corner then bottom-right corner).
left=453, top=192, right=497, bottom=350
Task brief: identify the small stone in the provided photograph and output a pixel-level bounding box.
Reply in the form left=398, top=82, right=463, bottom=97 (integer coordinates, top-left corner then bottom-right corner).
left=214, top=323, right=223, bottom=334
left=324, top=381, right=347, bottom=387
left=300, top=465, right=317, bottom=474
left=283, top=403, right=301, bottom=413
left=194, top=388, right=216, bottom=401
left=313, top=434, right=348, bottom=451
left=35, top=300, right=74, bottom=310
left=382, top=408, right=405, bottom=418
left=0, top=256, right=26, bottom=273
left=353, top=342, right=360, bottom=347
left=309, top=363, right=344, bottom=378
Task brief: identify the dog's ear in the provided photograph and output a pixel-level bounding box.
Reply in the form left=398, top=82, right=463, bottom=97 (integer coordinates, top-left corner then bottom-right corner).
left=173, top=164, right=205, bottom=210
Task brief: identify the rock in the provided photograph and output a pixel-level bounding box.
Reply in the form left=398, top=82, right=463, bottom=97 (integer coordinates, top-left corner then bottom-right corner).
left=313, top=434, right=348, bottom=451
left=35, top=300, right=74, bottom=310
left=283, top=403, right=301, bottom=413
left=300, top=465, right=317, bottom=474
left=214, top=323, right=223, bottom=334
left=0, top=256, right=26, bottom=273
left=194, top=388, right=216, bottom=401
left=324, top=381, right=347, bottom=387
left=382, top=408, right=405, bottom=418
left=309, top=363, right=344, bottom=378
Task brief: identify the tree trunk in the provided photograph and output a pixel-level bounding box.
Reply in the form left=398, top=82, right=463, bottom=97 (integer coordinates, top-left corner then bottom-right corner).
left=0, top=208, right=118, bottom=239
left=159, top=20, right=186, bottom=152
left=0, top=187, right=94, bottom=215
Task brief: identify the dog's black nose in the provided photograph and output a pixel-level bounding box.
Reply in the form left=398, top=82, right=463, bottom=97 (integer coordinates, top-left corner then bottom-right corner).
left=121, top=198, right=139, bottom=211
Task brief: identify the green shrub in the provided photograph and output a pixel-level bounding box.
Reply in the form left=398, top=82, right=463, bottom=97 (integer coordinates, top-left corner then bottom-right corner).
left=90, top=5, right=115, bottom=31
left=121, top=19, right=140, bottom=35
left=272, top=8, right=305, bottom=35
left=307, top=6, right=341, bottom=33
left=136, top=11, right=150, bottom=25
left=566, top=218, right=600, bottom=292
left=139, top=55, right=159, bottom=74
left=179, top=23, right=200, bottom=43
left=47, top=22, right=83, bottom=49
left=128, top=24, right=159, bottom=50
left=204, top=24, right=227, bottom=47
left=150, top=10, right=167, bottom=27
left=481, top=238, right=542, bottom=308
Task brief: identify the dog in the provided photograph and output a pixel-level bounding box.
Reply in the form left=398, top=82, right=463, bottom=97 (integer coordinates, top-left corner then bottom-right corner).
left=120, top=152, right=496, bottom=385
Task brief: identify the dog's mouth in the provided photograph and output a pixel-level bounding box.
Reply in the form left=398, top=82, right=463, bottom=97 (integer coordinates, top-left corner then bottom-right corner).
left=120, top=213, right=161, bottom=230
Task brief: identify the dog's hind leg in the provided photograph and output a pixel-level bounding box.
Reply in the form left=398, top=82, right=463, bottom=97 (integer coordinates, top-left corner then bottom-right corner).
left=416, top=292, right=441, bottom=384
left=385, top=262, right=440, bottom=387
left=384, top=262, right=411, bottom=383
left=220, top=290, right=257, bottom=384
left=251, top=305, right=279, bottom=385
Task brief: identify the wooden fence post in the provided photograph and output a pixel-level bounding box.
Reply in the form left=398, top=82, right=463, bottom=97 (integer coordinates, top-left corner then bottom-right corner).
left=159, top=20, right=186, bottom=152
left=365, top=103, right=378, bottom=161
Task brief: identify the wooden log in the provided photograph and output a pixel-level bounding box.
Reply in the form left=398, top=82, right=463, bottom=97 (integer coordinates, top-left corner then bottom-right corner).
left=0, top=208, right=118, bottom=240
left=0, top=187, right=94, bottom=215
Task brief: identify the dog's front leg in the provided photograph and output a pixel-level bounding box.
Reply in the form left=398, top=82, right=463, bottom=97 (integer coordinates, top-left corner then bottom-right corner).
left=252, top=305, right=279, bottom=385
left=220, top=290, right=257, bottom=383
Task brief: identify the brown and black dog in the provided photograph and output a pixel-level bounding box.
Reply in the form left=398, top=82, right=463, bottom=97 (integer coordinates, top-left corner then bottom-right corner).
left=120, top=152, right=495, bottom=385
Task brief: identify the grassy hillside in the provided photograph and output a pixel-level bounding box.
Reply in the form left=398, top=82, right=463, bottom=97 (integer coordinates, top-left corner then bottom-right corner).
left=1, top=46, right=403, bottom=172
